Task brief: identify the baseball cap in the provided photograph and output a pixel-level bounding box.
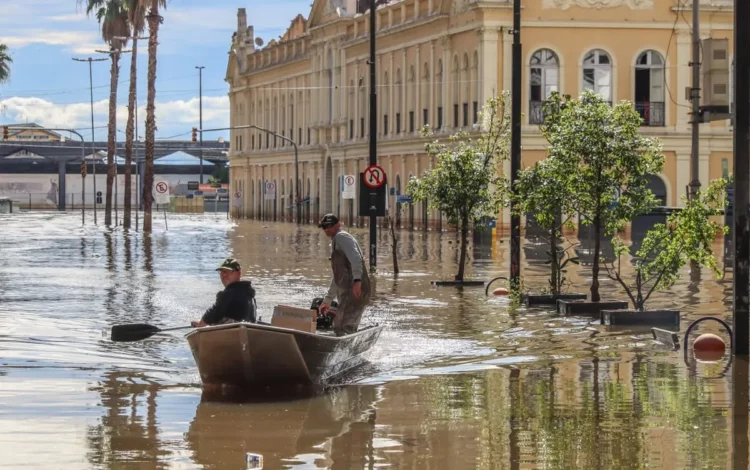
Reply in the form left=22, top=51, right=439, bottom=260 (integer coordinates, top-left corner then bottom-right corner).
left=317, top=213, right=339, bottom=229
left=216, top=258, right=241, bottom=272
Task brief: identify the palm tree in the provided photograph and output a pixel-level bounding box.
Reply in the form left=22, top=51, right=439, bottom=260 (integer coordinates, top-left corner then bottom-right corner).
left=122, top=0, right=146, bottom=230
left=0, top=44, right=12, bottom=84
left=86, top=0, right=129, bottom=226
left=143, top=0, right=167, bottom=233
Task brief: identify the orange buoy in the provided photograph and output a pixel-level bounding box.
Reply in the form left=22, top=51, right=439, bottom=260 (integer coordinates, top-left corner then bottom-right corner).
left=493, top=287, right=509, bottom=296
left=693, top=333, right=726, bottom=362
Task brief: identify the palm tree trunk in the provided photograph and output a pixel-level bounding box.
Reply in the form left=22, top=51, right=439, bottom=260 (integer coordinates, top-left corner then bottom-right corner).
left=123, top=37, right=137, bottom=230
left=143, top=1, right=160, bottom=233
left=105, top=50, right=121, bottom=227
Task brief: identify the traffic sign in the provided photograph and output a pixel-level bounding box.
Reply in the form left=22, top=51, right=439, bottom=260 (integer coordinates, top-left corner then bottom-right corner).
left=233, top=191, right=243, bottom=209
left=264, top=181, right=276, bottom=200
left=187, top=181, right=199, bottom=191
left=154, top=180, right=170, bottom=205
left=363, top=165, right=386, bottom=189
left=342, top=174, right=356, bottom=199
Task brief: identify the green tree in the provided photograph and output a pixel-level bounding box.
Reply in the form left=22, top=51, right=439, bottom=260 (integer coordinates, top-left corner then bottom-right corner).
left=542, top=91, right=664, bottom=301
left=85, top=0, right=129, bottom=227
left=513, top=156, right=578, bottom=296
left=407, top=94, right=511, bottom=281
left=0, top=44, right=12, bottom=84
left=603, top=178, right=728, bottom=311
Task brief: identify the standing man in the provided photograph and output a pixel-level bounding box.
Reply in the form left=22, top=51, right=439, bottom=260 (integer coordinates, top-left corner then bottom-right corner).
left=317, top=214, right=371, bottom=336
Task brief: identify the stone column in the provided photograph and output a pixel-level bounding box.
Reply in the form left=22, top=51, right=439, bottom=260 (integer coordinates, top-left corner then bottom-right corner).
left=414, top=0, right=419, bottom=20
left=478, top=27, right=499, bottom=105
left=430, top=40, right=436, bottom=127
left=415, top=45, right=421, bottom=133
left=501, top=27, right=512, bottom=95
left=676, top=30, right=691, bottom=130
left=402, top=48, right=407, bottom=134
left=442, top=36, right=451, bottom=129
left=676, top=154, right=690, bottom=205
left=389, top=51, right=395, bottom=135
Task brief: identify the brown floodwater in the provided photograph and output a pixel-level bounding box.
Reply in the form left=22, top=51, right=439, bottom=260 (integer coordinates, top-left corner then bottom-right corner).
left=0, top=211, right=746, bottom=469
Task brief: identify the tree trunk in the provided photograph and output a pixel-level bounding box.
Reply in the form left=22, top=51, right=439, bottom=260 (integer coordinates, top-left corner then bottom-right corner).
left=123, top=37, right=138, bottom=230
left=591, top=213, right=601, bottom=302
left=456, top=216, right=469, bottom=281
left=550, top=229, right=559, bottom=296
left=143, top=2, right=160, bottom=233
left=105, top=50, right=120, bottom=227
left=390, top=216, right=399, bottom=275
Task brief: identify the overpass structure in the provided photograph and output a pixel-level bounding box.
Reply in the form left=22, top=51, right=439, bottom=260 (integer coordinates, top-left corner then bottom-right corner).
left=0, top=140, right=230, bottom=162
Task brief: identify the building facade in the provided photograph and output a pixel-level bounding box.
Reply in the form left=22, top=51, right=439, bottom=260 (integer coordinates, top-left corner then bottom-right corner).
left=225, top=0, right=735, bottom=230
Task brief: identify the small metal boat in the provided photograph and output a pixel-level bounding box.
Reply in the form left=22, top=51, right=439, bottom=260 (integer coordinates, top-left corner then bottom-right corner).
left=185, top=321, right=384, bottom=387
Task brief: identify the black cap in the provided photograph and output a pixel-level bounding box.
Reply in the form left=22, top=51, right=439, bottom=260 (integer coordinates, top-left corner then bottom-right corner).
left=216, top=258, right=241, bottom=272
left=317, top=213, right=339, bottom=229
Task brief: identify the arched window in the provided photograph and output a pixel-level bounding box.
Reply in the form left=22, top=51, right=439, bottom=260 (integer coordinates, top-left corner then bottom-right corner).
left=582, top=49, right=612, bottom=102
left=348, top=79, right=355, bottom=139
left=529, top=48, right=559, bottom=124
left=472, top=51, right=479, bottom=124
left=635, top=50, right=665, bottom=126
left=462, top=53, right=470, bottom=127
left=421, top=63, right=430, bottom=127
left=452, top=55, right=460, bottom=128
left=409, top=65, right=416, bottom=132
left=436, top=59, right=443, bottom=129
left=383, top=71, right=390, bottom=135
left=396, top=68, right=403, bottom=133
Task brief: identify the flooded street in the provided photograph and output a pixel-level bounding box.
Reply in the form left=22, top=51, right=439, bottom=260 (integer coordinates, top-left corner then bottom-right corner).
left=0, top=211, right=742, bottom=468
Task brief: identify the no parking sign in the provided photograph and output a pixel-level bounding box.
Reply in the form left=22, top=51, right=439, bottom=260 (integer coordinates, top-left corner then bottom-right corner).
left=341, top=175, right=355, bottom=199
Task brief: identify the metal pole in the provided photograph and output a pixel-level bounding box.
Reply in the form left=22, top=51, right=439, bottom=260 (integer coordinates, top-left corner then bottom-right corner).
left=196, top=66, right=205, bottom=184
left=73, top=56, right=106, bottom=225
left=509, top=0, right=522, bottom=285
left=136, top=102, right=140, bottom=232
left=368, top=0, right=378, bottom=273
left=689, top=0, right=701, bottom=199
left=732, top=0, right=749, bottom=356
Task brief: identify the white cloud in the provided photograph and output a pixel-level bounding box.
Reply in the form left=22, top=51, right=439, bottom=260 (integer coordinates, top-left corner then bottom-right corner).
left=47, top=13, right=87, bottom=22
left=0, top=30, right=100, bottom=49
left=0, top=95, right=229, bottom=139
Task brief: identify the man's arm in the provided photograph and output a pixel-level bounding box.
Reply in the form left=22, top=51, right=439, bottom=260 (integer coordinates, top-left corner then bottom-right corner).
left=201, top=291, right=228, bottom=325
left=323, top=276, right=339, bottom=304
left=336, top=232, right=363, bottom=280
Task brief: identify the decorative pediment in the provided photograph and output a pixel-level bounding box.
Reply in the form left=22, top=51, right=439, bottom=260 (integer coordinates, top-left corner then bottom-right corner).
left=308, top=0, right=343, bottom=28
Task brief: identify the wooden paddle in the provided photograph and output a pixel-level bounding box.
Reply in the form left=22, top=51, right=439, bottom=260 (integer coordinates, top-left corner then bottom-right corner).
left=110, top=323, right=194, bottom=342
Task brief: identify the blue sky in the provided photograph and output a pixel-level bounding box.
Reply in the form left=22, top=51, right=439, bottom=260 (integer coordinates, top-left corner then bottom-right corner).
left=0, top=0, right=310, bottom=141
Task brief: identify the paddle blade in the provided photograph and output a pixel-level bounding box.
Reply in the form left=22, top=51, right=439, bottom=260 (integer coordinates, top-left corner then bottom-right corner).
left=111, top=323, right=161, bottom=342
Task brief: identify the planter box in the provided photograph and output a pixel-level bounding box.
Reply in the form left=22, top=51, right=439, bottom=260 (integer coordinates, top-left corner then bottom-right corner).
left=601, top=309, right=680, bottom=328
left=651, top=327, right=680, bottom=349
left=432, top=280, right=485, bottom=287
left=557, top=299, right=629, bottom=315
left=525, top=293, right=587, bottom=307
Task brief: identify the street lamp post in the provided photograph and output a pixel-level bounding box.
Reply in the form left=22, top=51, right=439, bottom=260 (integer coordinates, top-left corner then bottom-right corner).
left=72, top=56, right=107, bottom=225
left=196, top=66, right=205, bottom=184
left=199, top=124, right=300, bottom=224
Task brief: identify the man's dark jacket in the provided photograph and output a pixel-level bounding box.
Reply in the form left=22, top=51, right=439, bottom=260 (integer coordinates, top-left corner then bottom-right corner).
left=201, top=280, right=256, bottom=325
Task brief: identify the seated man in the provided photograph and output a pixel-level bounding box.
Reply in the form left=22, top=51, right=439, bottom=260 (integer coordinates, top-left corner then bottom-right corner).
left=191, top=258, right=257, bottom=327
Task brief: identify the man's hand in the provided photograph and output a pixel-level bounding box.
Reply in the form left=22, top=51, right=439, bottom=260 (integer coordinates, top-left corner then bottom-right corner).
left=318, top=302, right=331, bottom=315
left=352, top=280, right=362, bottom=298
left=191, top=320, right=207, bottom=328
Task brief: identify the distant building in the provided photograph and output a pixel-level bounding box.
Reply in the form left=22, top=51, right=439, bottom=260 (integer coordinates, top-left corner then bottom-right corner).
left=2, top=123, right=63, bottom=142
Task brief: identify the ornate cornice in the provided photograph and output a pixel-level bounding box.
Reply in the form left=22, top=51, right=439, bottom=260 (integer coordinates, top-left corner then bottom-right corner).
left=543, top=0, right=653, bottom=9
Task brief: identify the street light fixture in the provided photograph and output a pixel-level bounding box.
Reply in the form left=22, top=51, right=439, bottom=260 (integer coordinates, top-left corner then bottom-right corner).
left=72, top=56, right=108, bottom=225
left=199, top=124, right=301, bottom=224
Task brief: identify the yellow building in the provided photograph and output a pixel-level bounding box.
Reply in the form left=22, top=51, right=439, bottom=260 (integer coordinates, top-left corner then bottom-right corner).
left=225, top=0, right=735, bottom=230
left=2, top=123, right=63, bottom=142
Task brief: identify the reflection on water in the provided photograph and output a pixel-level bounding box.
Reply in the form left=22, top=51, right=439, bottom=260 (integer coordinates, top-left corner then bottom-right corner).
left=0, top=212, right=745, bottom=468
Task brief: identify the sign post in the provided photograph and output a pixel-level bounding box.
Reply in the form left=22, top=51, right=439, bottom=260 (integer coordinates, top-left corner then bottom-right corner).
left=153, top=179, right=170, bottom=230
left=342, top=175, right=355, bottom=200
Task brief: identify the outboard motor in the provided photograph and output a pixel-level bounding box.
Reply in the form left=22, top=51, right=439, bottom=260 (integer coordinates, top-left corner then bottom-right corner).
left=310, top=297, right=338, bottom=330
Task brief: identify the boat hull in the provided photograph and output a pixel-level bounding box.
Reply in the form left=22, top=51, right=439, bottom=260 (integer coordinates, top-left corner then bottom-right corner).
left=186, top=322, right=383, bottom=387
